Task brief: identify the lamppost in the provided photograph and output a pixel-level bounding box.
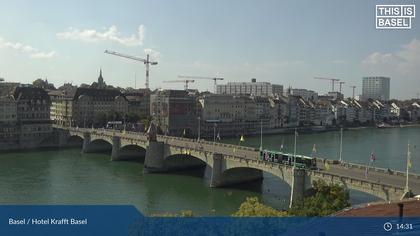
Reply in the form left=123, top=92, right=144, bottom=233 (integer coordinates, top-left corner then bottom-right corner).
left=197, top=117, right=201, bottom=141
left=293, top=128, right=297, bottom=168
left=83, top=114, right=86, bottom=128
left=259, top=119, right=263, bottom=151
left=339, top=127, right=343, bottom=162
left=405, top=140, right=411, bottom=193
left=213, top=123, right=217, bottom=143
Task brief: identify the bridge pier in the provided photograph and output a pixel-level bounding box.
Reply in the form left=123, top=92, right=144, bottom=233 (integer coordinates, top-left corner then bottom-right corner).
left=144, top=141, right=166, bottom=173
left=210, top=153, right=263, bottom=187
left=289, top=168, right=311, bottom=208
left=111, top=136, right=121, bottom=161
left=57, top=130, right=69, bottom=147
left=81, top=132, right=91, bottom=153
left=210, top=153, right=223, bottom=187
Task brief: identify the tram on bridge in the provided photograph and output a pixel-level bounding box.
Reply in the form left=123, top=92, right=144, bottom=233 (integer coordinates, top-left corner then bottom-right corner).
left=259, top=149, right=317, bottom=170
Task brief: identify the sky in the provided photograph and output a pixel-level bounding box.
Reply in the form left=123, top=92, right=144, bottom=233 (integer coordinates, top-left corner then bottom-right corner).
left=0, top=0, right=419, bottom=99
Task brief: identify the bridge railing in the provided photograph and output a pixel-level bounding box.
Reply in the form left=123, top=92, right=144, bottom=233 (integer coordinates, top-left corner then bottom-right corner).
left=311, top=170, right=406, bottom=193
left=338, top=161, right=420, bottom=180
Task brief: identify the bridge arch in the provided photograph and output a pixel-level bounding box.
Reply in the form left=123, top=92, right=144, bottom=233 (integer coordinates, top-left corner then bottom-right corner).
left=84, top=138, right=112, bottom=153
left=164, top=154, right=208, bottom=171
left=67, top=135, right=84, bottom=147
left=118, top=144, right=146, bottom=161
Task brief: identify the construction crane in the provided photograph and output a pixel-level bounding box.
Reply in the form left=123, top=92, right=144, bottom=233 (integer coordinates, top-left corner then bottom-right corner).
left=104, top=50, right=158, bottom=89
left=349, top=85, right=357, bottom=99
left=338, top=81, right=345, bottom=93
left=163, top=80, right=195, bottom=90
left=178, top=75, right=224, bottom=93
left=314, top=77, right=340, bottom=92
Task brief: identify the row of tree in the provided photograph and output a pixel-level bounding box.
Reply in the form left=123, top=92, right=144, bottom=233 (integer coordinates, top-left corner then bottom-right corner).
left=151, top=180, right=351, bottom=217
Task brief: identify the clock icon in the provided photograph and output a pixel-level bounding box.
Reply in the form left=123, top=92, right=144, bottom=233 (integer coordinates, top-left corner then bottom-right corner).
left=383, top=222, right=393, bottom=232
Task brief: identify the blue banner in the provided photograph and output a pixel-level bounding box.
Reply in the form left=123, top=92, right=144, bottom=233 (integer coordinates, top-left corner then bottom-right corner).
left=1, top=205, right=419, bottom=236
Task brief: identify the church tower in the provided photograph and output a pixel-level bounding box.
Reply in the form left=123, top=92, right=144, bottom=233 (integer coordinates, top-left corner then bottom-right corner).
left=98, top=69, right=106, bottom=89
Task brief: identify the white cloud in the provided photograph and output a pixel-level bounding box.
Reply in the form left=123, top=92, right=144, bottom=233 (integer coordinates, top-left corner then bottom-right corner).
left=362, top=52, right=396, bottom=65
left=0, top=37, right=56, bottom=59
left=30, top=51, right=57, bottom=59
left=362, top=39, right=420, bottom=75
left=144, top=48, right=160, bottom=60
left=56, top=25, right=145, bottom=47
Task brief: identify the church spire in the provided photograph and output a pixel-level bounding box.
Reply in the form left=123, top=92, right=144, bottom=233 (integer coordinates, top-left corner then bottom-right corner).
left=98, top=68, right=105, bottom=89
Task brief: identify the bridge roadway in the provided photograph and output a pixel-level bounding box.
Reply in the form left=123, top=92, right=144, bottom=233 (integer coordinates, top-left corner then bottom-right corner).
left=55, top=126, right=419, bottom=207
left=319, top=160, right=420, bottom=197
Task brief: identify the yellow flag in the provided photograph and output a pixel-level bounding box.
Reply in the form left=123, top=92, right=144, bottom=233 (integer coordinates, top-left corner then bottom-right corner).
left=324, top=162, right=330, bottom=170
left=240, top=135, right=245, bottom=142
left=408, top=157, right=412, bottom=169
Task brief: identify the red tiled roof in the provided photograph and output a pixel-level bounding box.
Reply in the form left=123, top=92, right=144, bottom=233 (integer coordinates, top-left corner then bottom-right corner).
left=336, top=198, right=420, bottom=216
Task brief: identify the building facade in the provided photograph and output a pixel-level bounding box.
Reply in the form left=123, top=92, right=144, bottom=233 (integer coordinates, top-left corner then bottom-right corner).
left=0, top=95, right=18, bottom=146
left=216, top=79, right=283, bottom=97
left=124, top=89, right=151, bottom=119
left=198, top=94, right=258, bottom=137
left=362, top=76, right=390, bottom=101
left=13, top=87, right=52, bottom=148
left=290, top=88, right=318, bottom=102
left=150, top=90, right=197, bottom=136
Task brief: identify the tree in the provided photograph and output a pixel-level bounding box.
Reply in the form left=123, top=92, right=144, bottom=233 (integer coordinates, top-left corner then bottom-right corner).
left=33, top=78, right=55, bottom=90
left=58, top=83, right=77, bottom=91
left=93, top=112, right=108, bottom=127
left=150, top=210, right=194, bottom=217
left=232, top=197, right=287, bottom=217
left=288, top=180, right=350, bottom=216
left=127, top=112, right=140, bottom=123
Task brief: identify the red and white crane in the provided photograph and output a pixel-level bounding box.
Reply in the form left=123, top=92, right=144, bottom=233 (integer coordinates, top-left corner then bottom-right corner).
left=163, top=80, right=195, bottom=90
left=178, top=75, right=224, bottom=93
left=104, top=50, right=158, bottom=89
left=314, top=76, right=340, bottom=92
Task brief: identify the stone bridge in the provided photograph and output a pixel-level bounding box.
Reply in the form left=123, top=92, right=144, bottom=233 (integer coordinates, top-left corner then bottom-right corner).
left=55, top=126, right=418, bottom=207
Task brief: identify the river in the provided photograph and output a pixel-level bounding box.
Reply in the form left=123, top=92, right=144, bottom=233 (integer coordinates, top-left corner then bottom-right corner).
left=0, top=126, right=419, bottom=216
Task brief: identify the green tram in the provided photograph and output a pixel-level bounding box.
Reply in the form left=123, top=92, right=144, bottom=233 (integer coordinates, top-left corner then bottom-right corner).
left=259, top=149, right=317, bottom=169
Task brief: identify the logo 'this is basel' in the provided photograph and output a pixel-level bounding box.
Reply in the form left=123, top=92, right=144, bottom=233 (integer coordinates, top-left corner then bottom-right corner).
left=376, top=5, right=416, bottom=29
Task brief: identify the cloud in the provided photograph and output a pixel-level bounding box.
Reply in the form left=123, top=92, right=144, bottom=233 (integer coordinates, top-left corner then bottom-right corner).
left=362, top=39, right=420, bottom=75
left=144, top=48, right=160, bottom=60
left=362, top=52, right=396, bottom=65
left=0, top=37, right=56, bottom=59
left=56, top=25, right=145, bottom=47
left=30, top=51, right=57, bottom=59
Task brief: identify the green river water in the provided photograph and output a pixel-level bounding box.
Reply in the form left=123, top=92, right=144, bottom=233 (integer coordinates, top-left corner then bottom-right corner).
left=0, top=126, right=418, bottom=215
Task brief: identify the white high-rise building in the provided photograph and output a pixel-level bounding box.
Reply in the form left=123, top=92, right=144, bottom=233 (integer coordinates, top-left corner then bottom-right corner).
left=216, top=78, right=283, bottom=97
left=362, top=76, right=390, bottom=101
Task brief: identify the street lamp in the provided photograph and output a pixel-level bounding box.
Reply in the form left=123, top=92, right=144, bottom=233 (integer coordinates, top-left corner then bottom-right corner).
left=339, top=127, right=343, bottom=162
left=259, top=119, right=263, bottom=151
left=197, top=117, right=201, bottom=141
left=213, top=123, right=217, bottom=143
left=293, top=128, right=297, bottom=168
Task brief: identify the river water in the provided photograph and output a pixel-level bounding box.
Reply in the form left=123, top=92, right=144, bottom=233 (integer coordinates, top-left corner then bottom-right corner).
left=0, top=127, right=419, bottom=216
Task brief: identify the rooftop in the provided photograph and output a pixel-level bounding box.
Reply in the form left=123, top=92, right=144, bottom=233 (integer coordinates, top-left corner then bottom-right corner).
left=336, top=198, right=420, bottom=217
